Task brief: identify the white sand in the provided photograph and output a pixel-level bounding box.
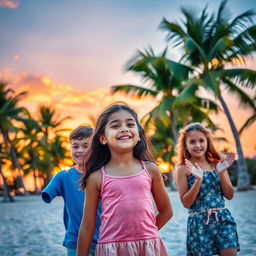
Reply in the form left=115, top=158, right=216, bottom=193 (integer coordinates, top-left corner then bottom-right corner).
left=0, top=190, right=255, bottom=256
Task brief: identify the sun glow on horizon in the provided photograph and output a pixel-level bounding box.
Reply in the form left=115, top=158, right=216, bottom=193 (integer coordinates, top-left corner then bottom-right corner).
left=0, top=69, right=255, bottom=159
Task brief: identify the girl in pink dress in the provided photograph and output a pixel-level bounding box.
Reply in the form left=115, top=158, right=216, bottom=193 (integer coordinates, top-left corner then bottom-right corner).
left=77, top=103, right=173, bottom=256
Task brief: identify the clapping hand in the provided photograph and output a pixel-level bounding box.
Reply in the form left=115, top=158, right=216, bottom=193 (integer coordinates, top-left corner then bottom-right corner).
left=185, top=159, right=203, bottom=180
left=216, top=152, right=236, bottom=174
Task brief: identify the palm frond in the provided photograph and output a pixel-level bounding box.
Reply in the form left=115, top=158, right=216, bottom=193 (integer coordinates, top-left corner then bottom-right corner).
left=222, top=78, right=256, bottom=111
left=239, top=114, right=256, bottom=135
left=160, top=19, right=186, bottom=47
left=165, top=59, right=193, bottom=79
left=111, top=84, right=157, bottom=99
left=202, top=72, right=221, bottom=94
left=220, top=68, right=256, bottom=88
left=230, top=9, right=255, bottom=31
left=216, top=0, right=230, bottom=25
left=172, top=83, right=198, bottom=107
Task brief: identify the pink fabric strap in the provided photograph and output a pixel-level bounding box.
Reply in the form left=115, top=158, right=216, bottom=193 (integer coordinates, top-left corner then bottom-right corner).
left=101, top=166, right=106, bottom=175
left=188, top=208, right=225, bottom=225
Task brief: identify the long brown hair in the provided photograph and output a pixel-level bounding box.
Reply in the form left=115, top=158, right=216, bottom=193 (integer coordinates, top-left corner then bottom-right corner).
left=80, top=103, right=155, bottom=189
left=175, top=122, right=220, bottom=166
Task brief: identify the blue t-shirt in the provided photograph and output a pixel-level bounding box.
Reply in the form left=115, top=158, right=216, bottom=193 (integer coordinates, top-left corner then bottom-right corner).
left=41, top=167, right=101, bottom=249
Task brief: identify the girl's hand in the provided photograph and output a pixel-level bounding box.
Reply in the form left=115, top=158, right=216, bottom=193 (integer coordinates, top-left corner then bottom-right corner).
left=185, top=159, right=203, bottom=180
left=216, top=152, right=235, bottom=174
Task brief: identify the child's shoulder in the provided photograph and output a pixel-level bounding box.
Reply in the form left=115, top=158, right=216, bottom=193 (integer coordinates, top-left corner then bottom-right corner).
left=53, top=167, right=76, bottom=178
left=176, top=164, right=189, bottom=177
left=60, top=167, right=75, bottom=174
left=176, top=164, right=186, bottom=171
left=53, top=169, right=68, bottom=177
left=144, top=161, right=158, bottom=170
left=89, top=169, right=102, bottom=179
left=144, top=161, right=162, bottom=178
left=87, top=169, right=103, bottom=189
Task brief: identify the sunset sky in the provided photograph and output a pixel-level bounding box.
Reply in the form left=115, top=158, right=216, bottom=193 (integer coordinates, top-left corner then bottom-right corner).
left=0, top=0, right=255, bottom=157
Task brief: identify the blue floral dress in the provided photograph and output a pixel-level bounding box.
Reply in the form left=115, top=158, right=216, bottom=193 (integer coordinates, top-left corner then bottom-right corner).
left=187, top=170, right=240, bottom=256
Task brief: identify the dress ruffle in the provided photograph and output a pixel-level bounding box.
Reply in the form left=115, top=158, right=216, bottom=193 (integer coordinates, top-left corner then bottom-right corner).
left=96, top=237, right=168, bottom=256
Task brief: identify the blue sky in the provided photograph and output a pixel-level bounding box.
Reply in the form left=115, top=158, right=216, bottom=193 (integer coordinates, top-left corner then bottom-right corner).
left=1, top=0, right=255, bottom=90
left=0, top=0, right=255, bottom=157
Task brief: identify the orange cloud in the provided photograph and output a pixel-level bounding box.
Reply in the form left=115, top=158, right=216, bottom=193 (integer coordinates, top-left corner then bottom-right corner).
left=0, top=0, right=19, bottom=8
left=13, top=54, right=20, bottom=60
left=0, top=69, right=255, bottom=158
left=0, top=69, right=155, bottom=128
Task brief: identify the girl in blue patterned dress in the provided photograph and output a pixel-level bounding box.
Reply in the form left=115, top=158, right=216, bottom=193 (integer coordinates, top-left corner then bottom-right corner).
left=175, top=122, right=239, bottom=256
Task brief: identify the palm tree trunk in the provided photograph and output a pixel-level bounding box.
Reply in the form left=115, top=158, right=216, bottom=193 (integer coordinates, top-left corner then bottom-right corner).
left=170, top=112, right=178, bottom=142
left=3, top=130, right=29, bottom=195
left=0, top=159, right=14, bottom=202
left=29, top=151, right=40, bottom=194
left=218, top=94, right=251, bottom=190
left=33, top=169, right=40, bottom=194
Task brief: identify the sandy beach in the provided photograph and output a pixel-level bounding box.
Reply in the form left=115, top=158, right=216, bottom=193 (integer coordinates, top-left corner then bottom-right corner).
left=0, top=189, right=255, bottom=256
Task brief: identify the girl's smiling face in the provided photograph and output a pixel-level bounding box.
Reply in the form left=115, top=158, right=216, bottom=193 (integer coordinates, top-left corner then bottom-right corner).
left=100, top=110, right=140, bottom=152
left=185, top=130, right=208, bottom=158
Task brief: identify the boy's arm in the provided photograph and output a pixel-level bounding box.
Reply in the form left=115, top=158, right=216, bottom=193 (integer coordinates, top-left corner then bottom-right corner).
left=77, top=171, right=101, bottom=256
left=147, top=163, right=173, bottom=230
left=41, top=172, right=63, bottom=203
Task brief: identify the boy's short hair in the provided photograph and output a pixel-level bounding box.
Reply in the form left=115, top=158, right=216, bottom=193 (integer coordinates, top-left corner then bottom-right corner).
left=69, top=126, right=93, bottom=141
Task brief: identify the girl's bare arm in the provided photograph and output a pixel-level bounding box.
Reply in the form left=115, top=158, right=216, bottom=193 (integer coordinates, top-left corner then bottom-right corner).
left=77, top=171, right=101, bottom=256
left=147, top=163, right=173, bottom=230
left=176, top=165, right=202, bottom=208
left=216, top=153, right=235, bottom=199
left=218, top=171, right=234, bottom=199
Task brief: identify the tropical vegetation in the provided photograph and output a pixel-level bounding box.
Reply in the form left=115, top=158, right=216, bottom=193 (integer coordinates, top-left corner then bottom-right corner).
left=0, top=82, right=71, bottom=201
left=1, top=0, right=255, bottom=201
left=112, top=0, right=256, bottom=190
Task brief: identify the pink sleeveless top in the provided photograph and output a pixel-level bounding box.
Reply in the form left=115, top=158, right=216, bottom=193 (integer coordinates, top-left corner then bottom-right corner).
left=98, top=161, right=159, bottom=244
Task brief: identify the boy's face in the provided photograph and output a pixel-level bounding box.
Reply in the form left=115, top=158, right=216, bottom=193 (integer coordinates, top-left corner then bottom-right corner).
left=71, top=137, right=92, bottom=166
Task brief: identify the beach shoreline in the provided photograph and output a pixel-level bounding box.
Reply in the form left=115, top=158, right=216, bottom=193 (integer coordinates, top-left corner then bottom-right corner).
left=0, top=190, right=255, bottom=256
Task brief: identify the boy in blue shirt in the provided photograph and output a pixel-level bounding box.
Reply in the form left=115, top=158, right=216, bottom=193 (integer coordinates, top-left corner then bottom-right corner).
left=42, top=126, right=101, bottom=256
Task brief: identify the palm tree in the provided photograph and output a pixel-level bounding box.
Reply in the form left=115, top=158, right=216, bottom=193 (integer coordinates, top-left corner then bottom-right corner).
left=148, top=115, right=177, bottom=190
left=49, top=135, right=69, bottom=170
left=0, top=145, right=14, bottom=202
left=37, top=105, right=71, bottom=185
left=18, top=115, right=42, bottom=194
left=0, top=82, right=29, bottom=194
left=38, top=105, right=71, bottom=144
left=112, top=47, right=218, bottom=142
left=160, top=0, right=256, bottom=190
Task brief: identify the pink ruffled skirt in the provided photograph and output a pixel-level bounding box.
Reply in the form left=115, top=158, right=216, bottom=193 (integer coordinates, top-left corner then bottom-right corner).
left=95, top=237, right=168, bottom=256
